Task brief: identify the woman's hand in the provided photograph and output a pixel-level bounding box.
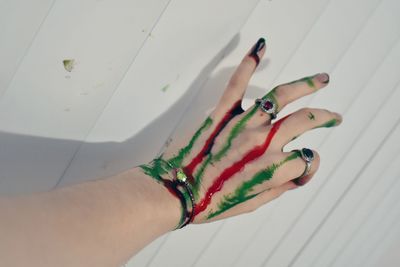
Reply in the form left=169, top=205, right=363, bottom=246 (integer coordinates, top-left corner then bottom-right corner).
left=140, top=38, right=342, bottom=226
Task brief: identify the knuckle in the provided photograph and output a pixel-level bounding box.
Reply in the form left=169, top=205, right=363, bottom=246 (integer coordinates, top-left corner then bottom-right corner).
left=243, top=56, right=255, bottom=67
left=228, top=77, right=241, bottom=89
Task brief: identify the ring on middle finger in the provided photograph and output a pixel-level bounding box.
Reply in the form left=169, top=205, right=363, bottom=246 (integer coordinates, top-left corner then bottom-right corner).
left=255, top=97, right=278, bottom=119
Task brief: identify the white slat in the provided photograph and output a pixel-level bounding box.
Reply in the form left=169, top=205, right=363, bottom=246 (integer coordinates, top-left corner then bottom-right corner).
left=368, top=226, right=400, bottom=267
left=264, top=0, right=400, bottom=264
left=332, top=172, right=400, bottom=267
left=291, top=40, right=400, bottom=267
left=0, top=0, right=55, bottom=96
left=0, top=0, right=171, bottom=194
left=313, top=155, right=400, bottom=267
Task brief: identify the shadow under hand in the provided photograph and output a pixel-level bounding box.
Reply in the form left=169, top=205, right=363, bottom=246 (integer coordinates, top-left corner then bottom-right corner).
left=0, top=34, right=273, bottom=195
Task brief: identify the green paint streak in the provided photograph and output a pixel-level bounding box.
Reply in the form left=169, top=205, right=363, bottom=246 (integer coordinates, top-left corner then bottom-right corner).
left=138, top=156, right=171, bottom=181
left=192, top=154, right=212, bottom=199
left=212, top=89, right=279, bottom=163
left=308, top=112, right=316, bottom=121
left=169, top=117, right=213, bottom=167
left=214, top=105, right=258, bottom=161
left=315, top=118, right=338, bottom=129
left=207, top=152, right=300, bottom=219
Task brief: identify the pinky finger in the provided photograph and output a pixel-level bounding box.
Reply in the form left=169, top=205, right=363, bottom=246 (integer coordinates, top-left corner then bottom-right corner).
left=205, top=181, right=295, bottom=222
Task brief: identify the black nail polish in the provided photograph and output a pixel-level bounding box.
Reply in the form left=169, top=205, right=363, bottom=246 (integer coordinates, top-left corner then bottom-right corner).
left=251, top=38, right=266, bottom=55
left=250, top=38, right=266, bottom=65
left=323, top=74, right=330, bottom=84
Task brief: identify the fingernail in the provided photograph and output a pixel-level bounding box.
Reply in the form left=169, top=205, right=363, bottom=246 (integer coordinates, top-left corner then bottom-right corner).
left=251, top=38, right=266, bottom=54
left=315, top=73, right=330, bottom=84
left=250, top=38, right=266, bottom=65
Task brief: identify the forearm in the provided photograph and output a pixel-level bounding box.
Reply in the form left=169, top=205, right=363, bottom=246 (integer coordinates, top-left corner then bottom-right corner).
left=0, top=167, right=180, bottom=267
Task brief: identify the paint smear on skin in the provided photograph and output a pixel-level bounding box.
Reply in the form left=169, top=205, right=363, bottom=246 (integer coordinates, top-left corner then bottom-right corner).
left=314, top=118, right=338, bottom=129
left=139, top=157, right=191, bottom=228
left=207, top=152, right=299, bottom=219
left=285, top=75, right=316, bottom=89
left=192, top=115, right=290, bottom=219
left=169, top=117, right=213, bottom=168
left=308, top=112, right=316, bottom=121
left=213, top=104, right=257, bottom=162
left=63, top=59, right=75, bottom=72
left=183, top=101, right=243, bottom=183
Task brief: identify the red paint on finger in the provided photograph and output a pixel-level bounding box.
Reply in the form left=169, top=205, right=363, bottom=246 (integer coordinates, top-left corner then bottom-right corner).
left=193, top=115, right=290, bottom=219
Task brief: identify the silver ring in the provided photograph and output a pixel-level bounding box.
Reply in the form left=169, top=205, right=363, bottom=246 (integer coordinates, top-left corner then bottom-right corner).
left=293, top=148, right=314, bottom=180
left=255, top=97, right=277, bottom=119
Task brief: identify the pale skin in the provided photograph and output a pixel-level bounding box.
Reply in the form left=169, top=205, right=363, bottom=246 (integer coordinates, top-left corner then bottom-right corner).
left=0, top=38, right=342, bottom=267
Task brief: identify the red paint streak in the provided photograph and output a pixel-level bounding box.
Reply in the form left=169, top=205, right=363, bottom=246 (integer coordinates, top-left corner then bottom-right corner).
left=193, top=115, right=290, bottom=219
left=183, top=101, right=242, bottom=183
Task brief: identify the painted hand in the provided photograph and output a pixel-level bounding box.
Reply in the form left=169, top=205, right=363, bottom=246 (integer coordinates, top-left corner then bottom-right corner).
left=140, top=38, right=342, bottom=225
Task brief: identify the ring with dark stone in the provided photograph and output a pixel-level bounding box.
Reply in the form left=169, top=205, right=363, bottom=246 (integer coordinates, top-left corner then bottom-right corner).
left=291, top=148, right=315, bottom=186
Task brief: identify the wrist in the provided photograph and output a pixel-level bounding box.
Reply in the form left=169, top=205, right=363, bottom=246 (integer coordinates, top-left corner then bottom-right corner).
left=137, top=158, right=196, bottom=229
left=129, top=167, right=182, bottom=232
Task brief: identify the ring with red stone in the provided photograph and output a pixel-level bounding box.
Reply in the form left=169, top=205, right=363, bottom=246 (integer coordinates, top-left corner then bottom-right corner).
left=255, top=97, right=277, bottom=119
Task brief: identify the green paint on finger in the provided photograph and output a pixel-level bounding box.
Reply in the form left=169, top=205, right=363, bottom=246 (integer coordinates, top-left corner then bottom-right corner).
left=207, top=152, right=300, bottom=219
left=286, top=75, right=316, bottom=89
left=207, top=192, right=259, bottom=219
left=315, top=118, right=338, bottom=128
left=214, top=105, right=258, bottom=161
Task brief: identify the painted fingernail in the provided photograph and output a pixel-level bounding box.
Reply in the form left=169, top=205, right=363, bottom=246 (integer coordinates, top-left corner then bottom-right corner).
left=315, top=73, right=330, bottom=84
left=250, top=38, right=266, bottom=65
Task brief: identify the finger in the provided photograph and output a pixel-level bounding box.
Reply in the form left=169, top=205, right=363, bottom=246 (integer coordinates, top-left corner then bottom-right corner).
left=245, top=73, right=330, bottom=128
left=244, top=181, right=297, bottom=210
left=275, top=108, right=342, bottom=147
left=282, top=149, right=320, bottom=186
left=216, top=38, right=266, bottom=113
left=205, top=181, right=295, bottom=222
